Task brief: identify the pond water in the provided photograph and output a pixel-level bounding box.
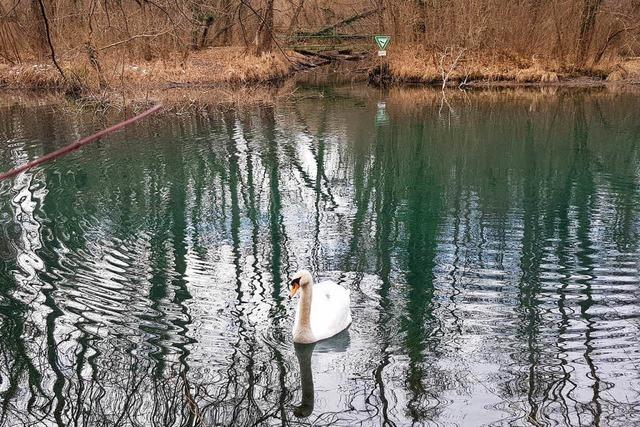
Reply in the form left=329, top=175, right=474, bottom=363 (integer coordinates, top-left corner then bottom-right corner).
left=0, top=86, right=639, bottom=426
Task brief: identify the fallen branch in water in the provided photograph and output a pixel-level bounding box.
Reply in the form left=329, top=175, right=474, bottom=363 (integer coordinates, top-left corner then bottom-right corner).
left=0, top=104, right=163, bottom=181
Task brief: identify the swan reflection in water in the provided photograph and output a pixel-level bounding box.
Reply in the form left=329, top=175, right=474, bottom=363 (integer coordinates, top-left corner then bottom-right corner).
left=293, top=328, right=351, bottom=418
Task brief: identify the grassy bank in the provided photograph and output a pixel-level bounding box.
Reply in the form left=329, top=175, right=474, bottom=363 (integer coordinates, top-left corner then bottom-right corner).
left=384, top=46, right=640, bottom=86
left=0, top=47, right=292, bottom=93
left=1, top=45, right=640, bottom=99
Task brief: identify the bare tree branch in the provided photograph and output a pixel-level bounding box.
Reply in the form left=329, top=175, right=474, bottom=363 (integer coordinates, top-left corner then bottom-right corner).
left=99, top=29, right=173, bottom=51
left=35, top=0, right=66, bottom=81
left=438, top=47, right=466, bottom=91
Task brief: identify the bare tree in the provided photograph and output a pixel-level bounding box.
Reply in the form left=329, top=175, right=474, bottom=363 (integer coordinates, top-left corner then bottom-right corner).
left=34, top=0, right=66, bottom=81
left=30, top=0, right=48, bottom=59
left=255, top=0, right=274, bottom=54
left=438, top=47, right=466, bottom=91
left=576, top=0, right=603, bottom=67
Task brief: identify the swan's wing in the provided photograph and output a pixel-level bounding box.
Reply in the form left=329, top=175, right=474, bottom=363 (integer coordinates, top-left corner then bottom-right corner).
left=310, top=281, right=352, bottom=341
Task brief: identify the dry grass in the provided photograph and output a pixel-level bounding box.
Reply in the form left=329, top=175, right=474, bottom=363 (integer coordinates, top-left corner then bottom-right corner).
left=386, top=46, right=534, bottom=84
left=2, top=43, right=637, bottom=98
left=0, top=63, right=68, bottom=89
left=118, top=47, right=292, bottom=87
left=385, top=45, right=625, bottom=85
left=0, top=47, right=292, bottom=92
left=606, top=58, right=640, bottom=82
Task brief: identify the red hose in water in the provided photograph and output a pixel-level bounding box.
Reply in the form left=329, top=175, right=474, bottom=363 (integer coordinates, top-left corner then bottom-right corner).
left=0, top=104, right=163, bottom=181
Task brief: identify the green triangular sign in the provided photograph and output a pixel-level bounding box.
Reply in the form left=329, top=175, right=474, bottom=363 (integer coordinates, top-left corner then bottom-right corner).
left=374, top=35, right=391, bottom=51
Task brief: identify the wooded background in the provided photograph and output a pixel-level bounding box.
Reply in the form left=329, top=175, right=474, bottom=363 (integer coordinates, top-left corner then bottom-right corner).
left=1, top=0, right=639, bottom=69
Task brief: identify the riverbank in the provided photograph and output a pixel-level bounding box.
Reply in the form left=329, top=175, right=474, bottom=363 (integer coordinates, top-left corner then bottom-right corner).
left=2, top=80, right=639, bottom=122
left=0, top=47, right=292, bottom=92
left=1, top=46, right=639, bottom=98
left=382, top=46, right=640, bottom=87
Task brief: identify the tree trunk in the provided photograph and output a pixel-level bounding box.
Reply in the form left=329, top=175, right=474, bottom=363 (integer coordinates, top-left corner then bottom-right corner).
left=0, top=3, right=23, bottom=64
left=287, top=0, right=304, bottom=35
left=552, top=2, right=566, bottom=67
left=219, top=0, right=234, bottom=44
left=30, top=0, right=49, bottom=59
left=376, top=0, right=385, bottom=32
left=33, top=0, right=66, bottom=82
left=255, top=0, right=274, bottom=54
left=576, top=0, right=603, bottom=67
left=85, top=42, right=107, bottom=88
left=415, top=0, right=427, bottom=43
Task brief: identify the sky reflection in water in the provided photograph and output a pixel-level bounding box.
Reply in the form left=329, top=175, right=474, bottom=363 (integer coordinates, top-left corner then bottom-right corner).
left=0, top=87, right=639, bottom=426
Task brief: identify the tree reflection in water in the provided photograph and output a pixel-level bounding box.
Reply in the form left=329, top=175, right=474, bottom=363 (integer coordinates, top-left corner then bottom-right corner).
left=0, top=88, right=639, bottom=425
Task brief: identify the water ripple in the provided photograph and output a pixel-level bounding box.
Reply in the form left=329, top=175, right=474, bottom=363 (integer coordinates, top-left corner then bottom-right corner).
left=0, top=90, right=639, bottom=425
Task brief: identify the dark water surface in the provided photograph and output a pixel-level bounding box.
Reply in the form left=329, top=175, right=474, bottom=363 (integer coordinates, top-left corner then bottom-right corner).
left=0, top=87, right=639, bottom=426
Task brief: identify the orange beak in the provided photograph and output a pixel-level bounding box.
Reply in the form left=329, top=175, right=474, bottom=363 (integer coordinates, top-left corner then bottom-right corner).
left=289, top=283, right=300, bottom=298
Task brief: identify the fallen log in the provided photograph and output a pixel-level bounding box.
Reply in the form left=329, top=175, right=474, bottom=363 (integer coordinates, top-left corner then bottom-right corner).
left=293, top=48, right=370, bottom=62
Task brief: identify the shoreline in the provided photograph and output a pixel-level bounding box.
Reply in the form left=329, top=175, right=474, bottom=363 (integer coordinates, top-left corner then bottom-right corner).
left=2, top=47, right=640, bottom=96
left=2, top=79, right=639, bottom=122
left=1, top=70, right=637, bottom=93
left=1, top=53, right=639, bottom=110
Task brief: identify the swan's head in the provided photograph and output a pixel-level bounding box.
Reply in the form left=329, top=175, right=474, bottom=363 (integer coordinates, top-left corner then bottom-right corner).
left=289, top=270, right=312, bottom=298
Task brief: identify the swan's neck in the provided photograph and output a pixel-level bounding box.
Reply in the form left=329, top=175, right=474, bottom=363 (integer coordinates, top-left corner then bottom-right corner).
left=298, top=285, right=313, bottom=327
left=295, top=284, right=314, bottom=343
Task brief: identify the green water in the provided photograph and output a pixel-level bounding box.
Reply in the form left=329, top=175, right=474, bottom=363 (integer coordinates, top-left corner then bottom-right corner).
left=0, top=87, right=639, bottom=426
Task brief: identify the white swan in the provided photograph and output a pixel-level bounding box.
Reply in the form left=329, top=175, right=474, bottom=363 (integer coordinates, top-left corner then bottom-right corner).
left=288, top=270, right=352, bottom=344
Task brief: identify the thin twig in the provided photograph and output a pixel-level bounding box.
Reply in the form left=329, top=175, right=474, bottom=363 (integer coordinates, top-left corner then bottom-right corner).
left=0, top=0, right=22, bottom=19
left=99, top=29, right=173, bottom=51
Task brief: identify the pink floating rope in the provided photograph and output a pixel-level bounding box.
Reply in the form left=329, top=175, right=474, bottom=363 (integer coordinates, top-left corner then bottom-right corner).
left=0, top=104, right=163, bottom=181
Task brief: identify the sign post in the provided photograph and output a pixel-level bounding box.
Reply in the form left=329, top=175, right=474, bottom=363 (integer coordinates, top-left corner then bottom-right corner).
left=374, top=35, right=391, bottom=56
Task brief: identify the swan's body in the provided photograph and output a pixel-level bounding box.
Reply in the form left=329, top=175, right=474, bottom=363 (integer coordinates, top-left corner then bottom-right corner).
left=289, top=271, right=351, bottom=344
